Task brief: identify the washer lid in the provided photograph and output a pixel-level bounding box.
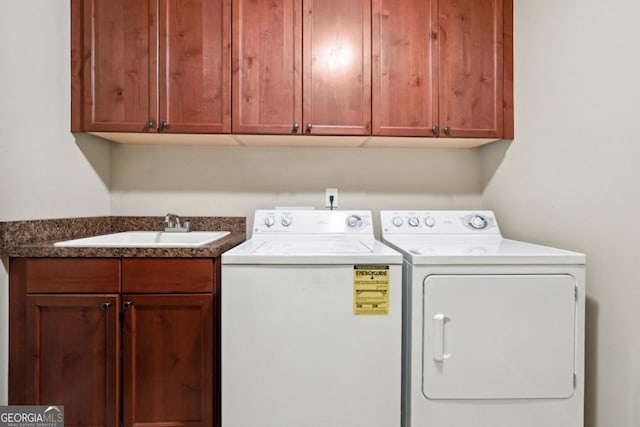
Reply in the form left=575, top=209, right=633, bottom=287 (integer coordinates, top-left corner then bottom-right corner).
left=222, top=237, right=402, bottom=265
left=383, top=235, right=585, bottom=265
left=253, top=239, right=373, bottom=255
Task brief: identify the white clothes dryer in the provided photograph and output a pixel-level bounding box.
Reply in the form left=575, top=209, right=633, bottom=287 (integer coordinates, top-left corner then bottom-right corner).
left=380, top=210, right=585, bottom=427
left=222, top=210, right=403, bottom=427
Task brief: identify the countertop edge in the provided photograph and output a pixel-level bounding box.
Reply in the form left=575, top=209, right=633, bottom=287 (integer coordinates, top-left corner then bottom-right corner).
left=0, top=216, right=247, bottom=258
left=1, top=232, right=246, bottom=258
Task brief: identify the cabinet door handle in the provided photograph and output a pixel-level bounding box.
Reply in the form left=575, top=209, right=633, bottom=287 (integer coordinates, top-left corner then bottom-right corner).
left=123, top=301, right=132, bottom=309
left=306, top=123, right=313, bottom=133
left=146, top=120, right=154, bottom=129
left=101, top=302, right=112, bottom=310
left=443, top=126, right=451, bottom=136
left=159, top=121, right=168, bottom=131
left=292, top=123, right=299, bottom=133
left=432, top=125, right=439, bottom=136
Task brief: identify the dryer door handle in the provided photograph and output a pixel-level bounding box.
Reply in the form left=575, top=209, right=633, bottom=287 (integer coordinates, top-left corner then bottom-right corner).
left=433, top=313, right=448, bottom=362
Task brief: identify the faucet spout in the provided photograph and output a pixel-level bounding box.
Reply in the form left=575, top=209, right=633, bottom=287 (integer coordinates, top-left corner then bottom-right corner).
left=164, top=213, right=190, bottom=232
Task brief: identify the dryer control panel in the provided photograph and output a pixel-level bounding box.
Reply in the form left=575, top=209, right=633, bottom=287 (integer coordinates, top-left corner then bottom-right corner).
left=380, top=210, right=500, bottom=235
left=254, top=210, right=374, bottom=234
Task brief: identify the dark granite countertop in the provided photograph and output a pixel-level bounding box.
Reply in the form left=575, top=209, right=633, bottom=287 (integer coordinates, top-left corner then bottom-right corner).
left=0, top=216, right=246, bottom=258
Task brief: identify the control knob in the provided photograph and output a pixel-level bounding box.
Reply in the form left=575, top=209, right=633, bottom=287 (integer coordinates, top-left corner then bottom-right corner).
left=408, top=217, right=420, bottom=227
left=281, top=216, right=292, bottom=227
left=469, top=215, right=488, bottom=230
left=346, top=215, right=360, bottom=228
left=392, top=216, right=403, bottom=227
left=264, top=216, right=275, bottom=228
left=425, top=216, right=436, bottom=227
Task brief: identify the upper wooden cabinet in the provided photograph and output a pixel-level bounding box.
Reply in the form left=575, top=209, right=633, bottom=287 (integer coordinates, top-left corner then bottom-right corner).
left=372, top=0, right=513, bottom=139
left=72, top=0, right=512, bottom=143
left=232, top=0, right=371, bottom=135
left=72, top=0, right=230, bottom=133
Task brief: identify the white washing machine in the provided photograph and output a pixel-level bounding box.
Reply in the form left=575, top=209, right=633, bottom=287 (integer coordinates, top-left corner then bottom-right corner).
left=380, top=210, right=585, bottom=427
left=222, top=210, right=403, bottom=427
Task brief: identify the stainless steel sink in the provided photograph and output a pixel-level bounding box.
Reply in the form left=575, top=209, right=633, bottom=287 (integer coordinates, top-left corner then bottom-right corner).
left=54, top=231, right=230, bottom=248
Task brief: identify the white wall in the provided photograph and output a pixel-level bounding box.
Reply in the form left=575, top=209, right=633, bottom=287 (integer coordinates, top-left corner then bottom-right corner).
left=110, top=144, right=483, bottom=236
left=0, top=5, right=111, bottom=222
left=0, top=1, right=111, bottom=404
left=482, top=1, right=640, bottom=426
left=9, top=1, right=637, bottom=426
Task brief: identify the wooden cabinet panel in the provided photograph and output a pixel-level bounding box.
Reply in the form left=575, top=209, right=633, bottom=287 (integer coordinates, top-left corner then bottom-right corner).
left=122, top=294, right=213, bottom=427
left=233, top=0, right=371, bottom=136
left=76, top=0, right=230, bottom=133
left=26, top=294, right=120, bottom=427
left=439, top=0, right=504, bottom=138
left=11, top=257, right=220, bottom=426
left=302, top=0, right=371, bottom=135
left=82, top=0, right=154, bottom=132
left=372, top=0, right=513, bottom=139
left=74, top=0, right=512, bottom=141
left=159, top=0, right=231, bottom=133
left=502, top=0, right=514, bottom=139
left=24, top=258, right=120, bottom=294
left=372, top=0, right=438, bottom=136
left=232, top=0, right=302, bottom=134
left=121, top=258, right=214, bottom=293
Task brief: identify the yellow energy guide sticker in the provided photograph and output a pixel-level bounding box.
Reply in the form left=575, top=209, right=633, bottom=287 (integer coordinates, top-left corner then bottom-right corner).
left=353, top=266, right=389, bottom=315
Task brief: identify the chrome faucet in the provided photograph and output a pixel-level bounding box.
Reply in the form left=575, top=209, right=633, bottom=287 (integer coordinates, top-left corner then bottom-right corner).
left=164, top=213, right=191, bottom=232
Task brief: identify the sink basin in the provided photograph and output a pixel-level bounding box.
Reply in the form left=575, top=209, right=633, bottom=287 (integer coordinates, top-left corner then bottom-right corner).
left=54, top=231, right=230, bottom=248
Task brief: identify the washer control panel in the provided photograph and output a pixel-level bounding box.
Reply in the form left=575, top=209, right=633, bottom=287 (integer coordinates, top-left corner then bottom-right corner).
left=381, top=210, right=500, bottom=234
left=254, top=210, right=373, bottom=234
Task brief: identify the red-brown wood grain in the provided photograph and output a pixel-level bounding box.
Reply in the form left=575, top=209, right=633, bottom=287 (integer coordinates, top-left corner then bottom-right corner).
left=70, top=0, right=83, bottom=132
left=121, top=258, right=214, bottom=293
left=10, top=256, right=220, bottom=426
left=502, top=0, right=514, bottom=139
left=159, top=0, right=231, bottom=133
left=26, top=294, right=120, bottom=427
left=372, top=0, right=438, bottom=136
left=24, top=258, right=120, bottom=294
left=73, top=0, right=512, bottom=140
left=232, top=0, right=302, bottom=134
left=78, top=0, right=230, bottom=133
left=82, top=0, right=154, bottom=132
left=302, top=0, right=372, bottom=135
left=439, top=0, right=504, bottom=138
left=9, top=258, right=28, bottom=405
left=122, top=294, right=213, bottom=427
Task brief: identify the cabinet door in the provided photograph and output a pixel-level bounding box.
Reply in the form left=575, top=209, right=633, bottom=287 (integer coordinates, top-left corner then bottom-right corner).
left=372, top=0, right=438, bottom=136
left=159, top=0, right=231, bottom=133
left=82, top=0, right=155, bottom=132
left=232, top=0, right=302, bottom=134
left=26, top=294, right=120, bottom=427
left=122, top=294, right=214, bottom=427
left=438, top=0, right=504, bottom=138
left=303, top=0, right=371, bottom=135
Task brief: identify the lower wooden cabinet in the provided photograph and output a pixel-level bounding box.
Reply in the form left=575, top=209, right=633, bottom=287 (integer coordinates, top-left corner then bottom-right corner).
left=26, top=294, right=120, bottom=427
left=122, top=294, right=213, bottom=427
left=10, top=257, right=219, bottom=427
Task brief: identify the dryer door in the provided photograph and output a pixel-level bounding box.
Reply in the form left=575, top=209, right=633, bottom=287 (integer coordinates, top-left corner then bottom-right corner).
left=423, top=274, right=576, bottom=399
